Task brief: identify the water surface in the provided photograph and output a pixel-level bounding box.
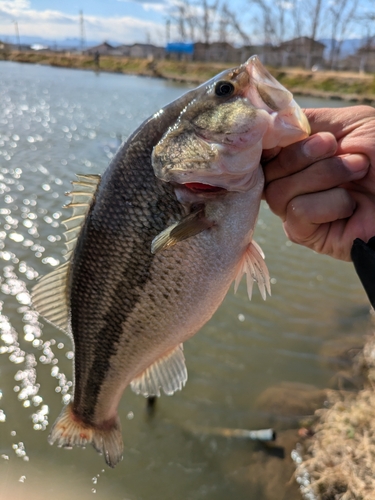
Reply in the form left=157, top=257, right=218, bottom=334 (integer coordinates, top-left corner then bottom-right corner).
left=0, top=62, right=368, bottom=500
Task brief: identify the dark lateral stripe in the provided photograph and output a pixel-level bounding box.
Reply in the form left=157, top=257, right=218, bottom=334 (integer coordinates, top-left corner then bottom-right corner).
left=81, top=231, right=156, bottom=418
left=71, top=187, right=182, bottom=421
left=68, top=95, right=193, bottom=422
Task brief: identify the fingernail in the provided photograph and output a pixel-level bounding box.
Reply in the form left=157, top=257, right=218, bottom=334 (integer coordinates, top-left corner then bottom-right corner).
left=302, top=133, right=336, bottom=158
left=341, top=154, right=369, bottom=174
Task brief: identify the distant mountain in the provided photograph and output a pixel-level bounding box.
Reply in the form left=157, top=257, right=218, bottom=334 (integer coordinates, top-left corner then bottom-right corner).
left=0, top=34, right=369, bottom=58
left=0, top=34, right=108, bottom=50
left=319, top=38, right=364, bottom=58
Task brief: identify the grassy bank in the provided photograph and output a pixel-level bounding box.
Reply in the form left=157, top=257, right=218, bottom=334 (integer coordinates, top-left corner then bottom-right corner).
left=1, top=50, right=375, bottom=103
left=295, top=332, right=375, bottom=499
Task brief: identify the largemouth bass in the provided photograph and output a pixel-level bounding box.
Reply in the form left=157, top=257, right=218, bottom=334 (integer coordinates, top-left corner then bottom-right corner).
left=32, top=56, right=309, bottom=467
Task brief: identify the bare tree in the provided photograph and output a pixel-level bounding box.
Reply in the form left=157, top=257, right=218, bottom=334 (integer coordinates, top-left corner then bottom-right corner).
left=222, top=3, right=251, bottom=46
left=249, top=0, right=278, bottom=45
left=168, top=0, right=252, bottom=49
left=304, top=0, right=324, bottom=68
left=184, top=2, right=197, bottom=42
left=170, top=1, right=188, bottom=42
left=353, top=7, right=375, bottom=72
left=328, top=0, right=359, bottom=69
left=289, top=0, right=303, bottom=40
left=249, top=0, right=295, bottom=46
left=200, top=0, right=221, bottom=45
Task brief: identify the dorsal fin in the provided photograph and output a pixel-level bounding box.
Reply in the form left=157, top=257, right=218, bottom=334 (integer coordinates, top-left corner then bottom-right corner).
left=62, top=174, right=101, bottom=261
left=31, top=174, right=101, bottom=332
left=130, top=344, right=187, bottom=397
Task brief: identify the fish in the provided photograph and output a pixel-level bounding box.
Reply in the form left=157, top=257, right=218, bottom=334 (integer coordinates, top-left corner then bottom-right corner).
left=32, top=55, right=309, bottom=468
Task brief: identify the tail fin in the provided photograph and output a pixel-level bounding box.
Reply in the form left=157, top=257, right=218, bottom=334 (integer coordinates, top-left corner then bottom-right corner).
left=48, top=403, right=124, bottom=468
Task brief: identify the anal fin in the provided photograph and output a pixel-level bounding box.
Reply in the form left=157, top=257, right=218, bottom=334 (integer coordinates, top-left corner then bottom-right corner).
left=234, top=240, right=271, bottom=300
left=130, top=344, right=187, bottom=397
left=48, top=403, right=123, bottom=468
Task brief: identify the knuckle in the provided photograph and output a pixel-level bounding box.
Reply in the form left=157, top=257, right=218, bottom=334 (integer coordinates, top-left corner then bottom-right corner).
left=264, top=181, right=289, bottom=217
left=277, top=142, right=303, bottom=172
left=357, top=105, right=375, bottom=118
left=287, top=196, right=309, bottom=222
left=330, top=156, right=350, bottom=176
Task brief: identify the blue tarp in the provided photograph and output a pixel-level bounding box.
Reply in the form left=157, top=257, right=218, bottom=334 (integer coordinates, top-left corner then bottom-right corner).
left=166, top=43, right=194, bottom=54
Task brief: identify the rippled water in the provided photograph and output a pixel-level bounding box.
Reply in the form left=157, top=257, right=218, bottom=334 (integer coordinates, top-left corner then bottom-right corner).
left=0, top=61, right=369, bottom=500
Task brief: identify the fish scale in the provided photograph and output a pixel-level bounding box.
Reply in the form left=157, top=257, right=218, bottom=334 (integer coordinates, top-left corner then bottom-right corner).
left=68, top=115, right=186, bottom=423
left=31, top=55, right=310, bottom=467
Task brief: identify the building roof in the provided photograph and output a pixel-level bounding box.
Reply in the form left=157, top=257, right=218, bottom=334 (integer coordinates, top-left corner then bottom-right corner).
left=279, top=37, right=326, bottom=49
left=86, top=41, right=115, bottom=51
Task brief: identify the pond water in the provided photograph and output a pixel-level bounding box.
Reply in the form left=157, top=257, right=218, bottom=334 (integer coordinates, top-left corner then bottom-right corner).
left=0, top=61, right=369, bottom=500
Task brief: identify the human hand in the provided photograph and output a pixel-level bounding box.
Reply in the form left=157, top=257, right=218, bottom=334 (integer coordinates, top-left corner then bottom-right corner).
left=262, top=105, right=375, bottom=261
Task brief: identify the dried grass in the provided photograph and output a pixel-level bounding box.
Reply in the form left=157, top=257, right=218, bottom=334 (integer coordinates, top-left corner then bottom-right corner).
left=2, top=50, right=375, bottom=102
left=296, top=335, right=375, bottom=500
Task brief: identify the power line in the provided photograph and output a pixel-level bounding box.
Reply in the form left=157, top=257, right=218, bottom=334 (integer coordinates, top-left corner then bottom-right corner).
left=14, top=21, right=20, bottom=50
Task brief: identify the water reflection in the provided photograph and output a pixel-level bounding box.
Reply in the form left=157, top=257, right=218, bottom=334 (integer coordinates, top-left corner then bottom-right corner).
left=0, top=61, right=369, bottom=500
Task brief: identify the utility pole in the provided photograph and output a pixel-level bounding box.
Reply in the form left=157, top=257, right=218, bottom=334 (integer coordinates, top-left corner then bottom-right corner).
left=79, top=10, right=86, bottom=52
left=14, top=21, right=20, bottom=50
left=166, top=19, right=171, bottom=45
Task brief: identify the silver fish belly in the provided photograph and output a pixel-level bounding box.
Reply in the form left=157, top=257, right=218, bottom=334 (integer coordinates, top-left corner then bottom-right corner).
left=32, top=55, right=309, bottom=467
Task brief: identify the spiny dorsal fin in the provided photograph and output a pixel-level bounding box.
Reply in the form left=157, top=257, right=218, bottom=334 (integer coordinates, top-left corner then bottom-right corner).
left=31, top=174, right=101, bottom=332
left=234, top=240, right=271, bottom=301
left=151, top=205, right=213, bottom=254
left=63, top=174, right=101, bottom=261
left=130, top=344, right=187, bottom=397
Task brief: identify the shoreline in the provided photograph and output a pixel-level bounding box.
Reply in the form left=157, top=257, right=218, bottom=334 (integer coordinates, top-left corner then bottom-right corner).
left=295, top=331, right=375, bottom=499
left=1, top=50, right=375, bottom=104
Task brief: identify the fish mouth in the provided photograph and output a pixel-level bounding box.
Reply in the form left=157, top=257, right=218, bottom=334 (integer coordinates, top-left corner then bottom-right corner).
left=183, top=182, right=227, bottom=193
left=174, top=182, right=229, bottom=204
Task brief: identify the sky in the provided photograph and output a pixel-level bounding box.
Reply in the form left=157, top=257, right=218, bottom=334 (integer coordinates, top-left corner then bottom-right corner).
left=0, top=0, right=175, bottom=46
left=0, top=0, right=373, bottom=48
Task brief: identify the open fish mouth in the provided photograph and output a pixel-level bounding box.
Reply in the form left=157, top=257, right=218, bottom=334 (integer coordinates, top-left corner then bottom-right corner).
left=183, top=182, right=227, bottom=193
left=152, top=55, right=310, bottom=193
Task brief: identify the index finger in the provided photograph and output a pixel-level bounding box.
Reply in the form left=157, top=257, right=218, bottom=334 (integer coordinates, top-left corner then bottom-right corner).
left=263, top=132, right=337, bottom=184
left=305, top=106, right=375, bottom=138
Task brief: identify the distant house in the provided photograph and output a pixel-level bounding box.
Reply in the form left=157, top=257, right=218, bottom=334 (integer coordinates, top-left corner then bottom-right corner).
left=0, top=41, right=10, bottom=51
left=351, top=43, right=375, bottom=72
left=2, top=42, right=31, bottom=52
left=243, top=44, right=277, bottom=66
left=276, top=37, right=326, bottom=68
left=85, top=42, right=165, bottom=59
left=193, top=42, right=239, bottom=62
left=85, top=42, right=117, bottom=56
left=115, top=44, right=132, bottom=56
left=191, top=38, right=325, bottom=67
left=128, top=43, right=165, bottom=59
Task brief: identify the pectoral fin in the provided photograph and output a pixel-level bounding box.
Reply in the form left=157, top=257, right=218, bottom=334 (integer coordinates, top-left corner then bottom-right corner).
left=151, top=205, right=213, bottom=254
left=234, top=240, right=271, bottom=300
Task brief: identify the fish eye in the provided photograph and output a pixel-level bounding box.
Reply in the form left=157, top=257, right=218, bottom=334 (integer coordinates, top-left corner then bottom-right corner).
left=215, top=81, right=234, bottom=97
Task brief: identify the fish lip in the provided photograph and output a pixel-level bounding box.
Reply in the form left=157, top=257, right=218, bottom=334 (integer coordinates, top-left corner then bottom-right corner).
left=182, top=182, right=227, bottom=194
left=173, top=183, right=229, bottom=204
